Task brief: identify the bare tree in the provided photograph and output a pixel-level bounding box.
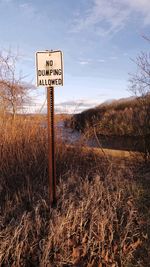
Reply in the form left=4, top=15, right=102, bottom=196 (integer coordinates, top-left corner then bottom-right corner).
left=0, top=50, right=32, bottom=120
left=129, top=48, right=150, bottom=159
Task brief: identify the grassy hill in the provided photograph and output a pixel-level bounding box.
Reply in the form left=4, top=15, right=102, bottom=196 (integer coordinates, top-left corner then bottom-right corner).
left=67, top=95, right=150, bottom=153
left=68, top=96, right=149, bottom=134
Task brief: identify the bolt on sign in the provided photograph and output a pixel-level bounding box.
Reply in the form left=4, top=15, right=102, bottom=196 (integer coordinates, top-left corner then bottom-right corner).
left=36, top=50, right=63, bottom=87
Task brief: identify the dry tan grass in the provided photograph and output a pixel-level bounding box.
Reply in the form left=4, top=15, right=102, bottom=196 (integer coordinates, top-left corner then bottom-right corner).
left=0, top=117, right=149, bottom=266
left=66, top=144, right=144, bottom=161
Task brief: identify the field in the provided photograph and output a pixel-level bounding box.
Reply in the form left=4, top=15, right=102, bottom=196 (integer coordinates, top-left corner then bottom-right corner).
left=0, top=117, right=150, bottom=267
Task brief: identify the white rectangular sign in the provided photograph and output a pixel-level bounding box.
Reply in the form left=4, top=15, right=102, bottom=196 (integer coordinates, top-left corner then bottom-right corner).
left=36, top=50, right=63, bottom=87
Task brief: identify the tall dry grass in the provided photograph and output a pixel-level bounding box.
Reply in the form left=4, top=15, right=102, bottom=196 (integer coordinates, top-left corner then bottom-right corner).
left=0, top=117, right=149, bottom=266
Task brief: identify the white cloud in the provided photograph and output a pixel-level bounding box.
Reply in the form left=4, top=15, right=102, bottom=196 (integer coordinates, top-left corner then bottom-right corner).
left=97, top=59, right=105, bottom=63
left=72, top=0, right=150, bottom=36
left=72, top=0, right=129, bottom=35
left=79, top=59, right=106, bottom=64
left=55, top=98, right=103, bottom=114
left=109, top=56, right=118, bottom=60
left=125, top=0, right=150, bottom=25
left=123, top=52, right=128, bottom=56
left=79, top=61, right=90, bottom=65
left=19, top=2, right=38, bottom=19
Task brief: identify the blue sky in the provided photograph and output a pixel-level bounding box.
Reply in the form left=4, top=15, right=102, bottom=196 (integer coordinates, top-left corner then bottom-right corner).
left=0, top=0, right=150, bottom=113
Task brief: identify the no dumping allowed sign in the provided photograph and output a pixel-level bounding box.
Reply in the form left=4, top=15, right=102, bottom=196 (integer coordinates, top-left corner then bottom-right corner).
left=36, top=50, right=63, bottom=87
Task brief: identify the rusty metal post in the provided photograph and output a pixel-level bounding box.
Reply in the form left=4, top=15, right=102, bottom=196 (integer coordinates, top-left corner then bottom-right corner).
left=47, top=86, right=56, bottom=205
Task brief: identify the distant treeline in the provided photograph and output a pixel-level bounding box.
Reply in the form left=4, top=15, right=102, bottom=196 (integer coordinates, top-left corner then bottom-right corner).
left=68, top=96, right=150, bottom=136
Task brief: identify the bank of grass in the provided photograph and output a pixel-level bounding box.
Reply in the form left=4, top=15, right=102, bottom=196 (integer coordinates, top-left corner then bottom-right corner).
left=0, top=118, right=149, bottom=266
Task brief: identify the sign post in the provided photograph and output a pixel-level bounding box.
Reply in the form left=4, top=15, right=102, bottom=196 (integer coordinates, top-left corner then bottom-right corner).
left=36, top=50, right=63, bottom=205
